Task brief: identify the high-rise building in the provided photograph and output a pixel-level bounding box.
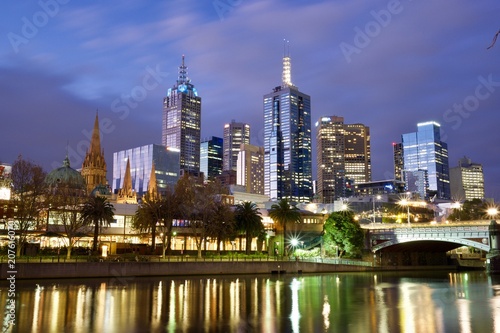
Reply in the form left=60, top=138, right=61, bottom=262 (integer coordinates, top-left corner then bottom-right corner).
left=315, top=116, right=371, bottom=203
left=223, top=120, right=250, bottom=171
left=112, top=144, right=180, bottom=196
left=393, top=142, right=404, bottom=181
left=263, top=50, right=312, bottom=202
left=344, top=123, right=371, bottom=185
left=162, top=55, right=201, bottom=174
left=401, top=121, right=450, bottom=200
left=236, top=143, right=264, bottom=195
left=450, top=156, right=485, bottom=200
left=200, top=136, right=223, bottom=181
left=81, top=113, right=107, bottom=194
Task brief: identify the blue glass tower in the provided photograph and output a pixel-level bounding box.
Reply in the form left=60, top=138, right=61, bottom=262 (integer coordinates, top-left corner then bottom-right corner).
left=263, top=51, right=312, bottom=202
left=200, top=136, right=223, bottom=181
left=402, top=121, right=450, bottom=199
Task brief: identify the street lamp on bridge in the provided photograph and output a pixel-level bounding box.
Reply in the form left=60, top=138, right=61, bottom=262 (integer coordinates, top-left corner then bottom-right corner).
left=398, top=198, right=410, bottom=225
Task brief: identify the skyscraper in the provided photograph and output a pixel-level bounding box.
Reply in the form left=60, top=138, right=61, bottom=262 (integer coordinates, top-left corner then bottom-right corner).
left=393, top=142, right=404, bottom=181
left=315, top=116, right=371, bottom=203
left=223, top=120, right=250, bottom=171
left=401, top=121, right=450, bottom=200
left=200, top=136, right=223, bottom=181
left=162, top=55, right=201, bottom=174
left=237, top=143, right=264, bottom=195
left=263, top=49, right=312, bottom=202
left=450, top=156, right=485, bottom=200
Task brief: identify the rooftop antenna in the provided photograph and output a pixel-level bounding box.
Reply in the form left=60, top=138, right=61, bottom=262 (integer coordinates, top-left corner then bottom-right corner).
left=282, top=39, right=293, bottom=87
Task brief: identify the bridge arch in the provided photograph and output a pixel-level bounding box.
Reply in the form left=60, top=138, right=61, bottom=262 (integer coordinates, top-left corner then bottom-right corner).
left=371, top=237, right=489, bottom=253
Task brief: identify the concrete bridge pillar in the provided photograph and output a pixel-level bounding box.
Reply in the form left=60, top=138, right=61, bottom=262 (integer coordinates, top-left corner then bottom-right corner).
left=487, top=220, right=500, bottom=274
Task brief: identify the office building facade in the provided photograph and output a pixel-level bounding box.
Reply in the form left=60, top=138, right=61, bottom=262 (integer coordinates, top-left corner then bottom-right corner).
left=450, top=156, right=485, bottom=200
left=315, top=116, right=371, bottom=203
left=401, top=121, right=450, bottom=200
left=263, top=52, right=312, bottom=202
left=223, top=120, right=250, bottom=171
left=200, top=136, right=223, bottom=181
left=162, top=55, right=201, bottom=174
left=112, top=144, right=180, bottom=196
left=236, top=143, right=264, bottom=195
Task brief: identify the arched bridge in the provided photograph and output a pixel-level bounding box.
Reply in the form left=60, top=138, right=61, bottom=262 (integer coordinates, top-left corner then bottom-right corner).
left=363, top=221, right=490, bottom=253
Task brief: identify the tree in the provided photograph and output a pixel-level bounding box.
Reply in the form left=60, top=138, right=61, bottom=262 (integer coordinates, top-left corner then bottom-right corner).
left=133, top=192, right=162, bottom=253
left=48, top=187, right=90, bottom=259
left=448, top=199, right=488, bottom=221
left=323, top=211, right=364, bottom=258
left=234, top=201, right=263, bottom=254
left=80, top=195, right=115, bottom=253
left=206, top=199, right=235, bottom=254
left=10, top=156, right=47, bottom=256
left=158, top=188, right=181, bottom=257
left=269, top=199, right=302, bottom=256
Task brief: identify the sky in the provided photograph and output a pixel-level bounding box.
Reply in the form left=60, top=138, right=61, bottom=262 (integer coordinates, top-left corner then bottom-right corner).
left=1, top=0, right=499, bottom=201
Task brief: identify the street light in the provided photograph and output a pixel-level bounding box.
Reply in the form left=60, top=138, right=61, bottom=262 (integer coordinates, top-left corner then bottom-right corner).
left=372, top=195, right=381, bottom=224
left=399, top=198, right=410, bottom=225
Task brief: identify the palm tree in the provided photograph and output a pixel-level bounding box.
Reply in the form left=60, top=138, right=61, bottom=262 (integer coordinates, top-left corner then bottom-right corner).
left=269, top=199, right=302, bottom=256
left=80, top=195, right=115, bottom=253
left=133, top=193, right=163, bottom=254
left=235, top=201, right=263, bottom=255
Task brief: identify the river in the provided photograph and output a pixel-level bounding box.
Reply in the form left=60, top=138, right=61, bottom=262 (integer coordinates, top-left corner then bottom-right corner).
left=1, top=270, right=499, bottom=332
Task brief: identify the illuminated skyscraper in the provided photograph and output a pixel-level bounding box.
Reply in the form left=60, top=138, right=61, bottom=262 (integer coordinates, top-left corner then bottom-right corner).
left=200, top=136, right=223, bottom=181
left=401, top=121, right=450, bottom=199
left=393, top=142, right=404, bottom=181
left=162, top=55, right=201, bottom=174
left=237, top=143, right=264, bottom=195
left=223, top=120, right=250, bottom=171
left=316, top=116, right=371, bottom=203
left=263, top=48, right=312, bottom=202
left=450, top=156, right=485, bottom=200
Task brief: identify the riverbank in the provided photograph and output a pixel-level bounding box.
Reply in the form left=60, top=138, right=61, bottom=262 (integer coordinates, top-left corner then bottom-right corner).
left=0, top=261, right=462, bottom=280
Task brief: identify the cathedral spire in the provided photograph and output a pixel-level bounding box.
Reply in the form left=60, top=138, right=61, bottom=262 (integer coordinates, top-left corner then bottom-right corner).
left=81, top=112, right=107, bottom=194
left=282, top=39, right=293, bottom=88
left=117, top=158, right=137, bottom=204
left=147, top=162, right=159, bottom=200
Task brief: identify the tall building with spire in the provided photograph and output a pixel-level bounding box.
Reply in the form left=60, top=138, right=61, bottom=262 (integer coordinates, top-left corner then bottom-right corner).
left=81, top=113, right=107, bottom=194
left=263, top=45, right=312, bottom=202
left=162, top=55, right=202, bottom=175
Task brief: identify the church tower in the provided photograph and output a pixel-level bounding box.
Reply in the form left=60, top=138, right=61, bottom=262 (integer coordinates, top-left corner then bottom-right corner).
left=81, top=113, right=107, bottom=194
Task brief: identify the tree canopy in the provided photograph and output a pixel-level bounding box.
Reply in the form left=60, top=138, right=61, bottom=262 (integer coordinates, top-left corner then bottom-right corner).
left=323, top=211, right=364, bottom=258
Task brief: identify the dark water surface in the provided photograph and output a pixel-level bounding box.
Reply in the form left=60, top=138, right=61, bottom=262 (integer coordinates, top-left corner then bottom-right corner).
left=1, top=270, right=499, bottom=332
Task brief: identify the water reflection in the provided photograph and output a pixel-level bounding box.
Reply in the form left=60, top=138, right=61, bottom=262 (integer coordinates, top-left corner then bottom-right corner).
left=1, top=271, right=499, bottom=332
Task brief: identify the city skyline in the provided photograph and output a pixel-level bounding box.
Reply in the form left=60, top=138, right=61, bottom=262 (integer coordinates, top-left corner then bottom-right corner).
left=1, top=1, right=499, bottom=200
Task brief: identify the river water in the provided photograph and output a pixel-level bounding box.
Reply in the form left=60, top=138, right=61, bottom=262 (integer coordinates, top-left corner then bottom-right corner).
left=1, top=270, right=499, bottom=332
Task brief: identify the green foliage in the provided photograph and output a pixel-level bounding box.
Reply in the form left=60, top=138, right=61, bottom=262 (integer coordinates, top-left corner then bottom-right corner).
left=269, top=199, right=302, bottom=256
left=234, top=201, right=263, bottom=254
left=293, top=248, right=320, bottom=258
left=448, top=199, right=488, bottom=221
left=323, top=211, right=364, bottom=258
left=80, top=196, right=115, bottom=252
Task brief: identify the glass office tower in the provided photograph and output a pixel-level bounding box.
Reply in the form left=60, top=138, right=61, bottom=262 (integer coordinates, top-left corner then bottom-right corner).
left=263, top=52, right=312, bottom=202
left=162, top=55, right=201, bottom=174
left=200, top=136, right=223, bottom=181
left=112, top=144, right=180, bottom=196
left=402, top=121, right=450, bottom=199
